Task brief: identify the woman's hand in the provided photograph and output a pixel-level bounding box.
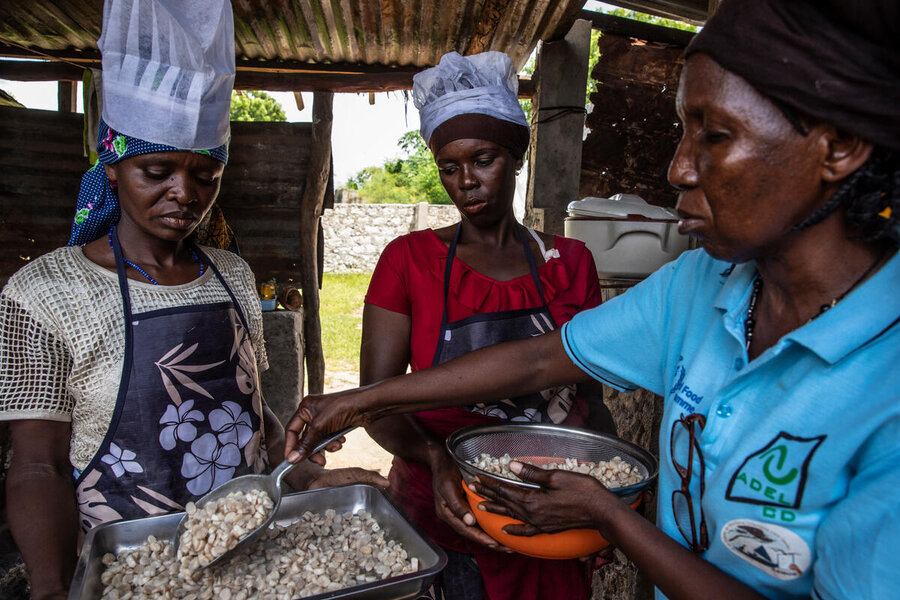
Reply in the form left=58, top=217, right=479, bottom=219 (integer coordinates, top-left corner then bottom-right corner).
left=305, top=467, right=389, bottom=490
left=284, top=388, right=371, bottom=463
left=471, top=461, right=622, bottom=537
left=429, top=451, right=512, bottom=552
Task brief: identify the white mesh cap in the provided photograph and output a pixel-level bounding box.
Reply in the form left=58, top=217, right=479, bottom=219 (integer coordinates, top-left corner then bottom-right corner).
left=98, top=0, right=235, bottom=150
left=413, top=51, right=528, bottom=146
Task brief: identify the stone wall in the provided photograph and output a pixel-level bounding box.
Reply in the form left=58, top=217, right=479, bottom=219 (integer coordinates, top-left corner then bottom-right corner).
left=322, top=202, right=459, bottom=273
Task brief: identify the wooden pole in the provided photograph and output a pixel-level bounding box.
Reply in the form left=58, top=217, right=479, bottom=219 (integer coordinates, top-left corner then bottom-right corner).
left=524, top=19, right=592, bottom=235
left=298, top=92, right=333, bottom=395
left=57, top=81, right=77, bottom=112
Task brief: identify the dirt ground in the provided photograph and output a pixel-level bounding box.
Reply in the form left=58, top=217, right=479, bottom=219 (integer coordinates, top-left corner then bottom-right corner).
left=319, top=369, right=394, bottom=476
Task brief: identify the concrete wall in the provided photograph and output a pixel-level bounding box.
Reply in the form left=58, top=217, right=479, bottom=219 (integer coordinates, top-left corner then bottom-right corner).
left=322, top=202, right=459, bottom=273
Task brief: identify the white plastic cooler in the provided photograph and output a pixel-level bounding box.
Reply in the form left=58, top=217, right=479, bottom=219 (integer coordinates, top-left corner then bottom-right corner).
left=565, top=194, right=691, bottom=280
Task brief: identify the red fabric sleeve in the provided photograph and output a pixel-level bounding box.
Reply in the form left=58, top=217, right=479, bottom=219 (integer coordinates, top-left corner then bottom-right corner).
left=364, top=235, right=413, bottom=316
left=546, top=236, right=602, bottom=327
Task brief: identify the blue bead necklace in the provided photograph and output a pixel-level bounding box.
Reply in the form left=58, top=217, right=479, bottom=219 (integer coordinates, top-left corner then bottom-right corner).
left=108, top=227, right=205, bottom=286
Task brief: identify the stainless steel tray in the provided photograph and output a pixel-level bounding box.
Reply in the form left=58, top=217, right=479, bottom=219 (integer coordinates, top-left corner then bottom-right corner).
left=69, top=484, right=447, bottom=600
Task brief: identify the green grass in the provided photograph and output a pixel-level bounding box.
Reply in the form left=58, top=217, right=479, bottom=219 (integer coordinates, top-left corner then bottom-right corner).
left=319, top=272, right=372, bottom=371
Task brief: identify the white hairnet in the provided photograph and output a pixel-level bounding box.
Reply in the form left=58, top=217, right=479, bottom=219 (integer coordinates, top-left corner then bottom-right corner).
left=413, top=51, right=528, bottom=145
left=98, top=0, right=235, bottom=150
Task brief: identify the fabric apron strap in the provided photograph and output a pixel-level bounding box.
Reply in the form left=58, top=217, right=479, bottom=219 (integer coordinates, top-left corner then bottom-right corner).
left=110, top=227, right=136, bottom=324
left=192, top=244, right=251, bottom=331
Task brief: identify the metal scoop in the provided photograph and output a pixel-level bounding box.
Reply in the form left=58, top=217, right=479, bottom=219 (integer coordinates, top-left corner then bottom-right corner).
left=173, top=426, right=353, bottom=569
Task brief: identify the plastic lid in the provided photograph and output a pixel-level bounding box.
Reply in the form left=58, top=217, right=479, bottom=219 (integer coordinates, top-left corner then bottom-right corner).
left=567, top=194, right=678, bottom=221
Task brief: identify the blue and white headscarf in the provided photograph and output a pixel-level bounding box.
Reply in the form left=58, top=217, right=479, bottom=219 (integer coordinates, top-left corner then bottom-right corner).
left=68, top=119, right=230, bottom=246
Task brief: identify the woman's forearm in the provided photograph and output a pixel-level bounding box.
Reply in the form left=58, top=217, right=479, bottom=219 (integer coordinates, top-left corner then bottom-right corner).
left=361, top=330, right=589, bottom=418
left=365, top=415, right=446, bottom=466
left=286, top=331, right=590, bottom=462
left=7, top=457, right=78, bottom=598
left=595, top=499, right=765, bottom=600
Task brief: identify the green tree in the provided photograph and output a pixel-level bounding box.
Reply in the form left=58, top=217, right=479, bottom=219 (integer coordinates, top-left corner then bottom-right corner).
left=346, top=130, right=450, bottom=205
left=604, top=8, right=699, bottom=33
left=230, top=91, right=286, bottom=122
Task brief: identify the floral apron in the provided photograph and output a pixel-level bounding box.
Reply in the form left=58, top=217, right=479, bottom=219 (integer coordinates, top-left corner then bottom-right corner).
left=393, top=223, right=591, bottom=600
left=74, top=232, right=267, bottom=532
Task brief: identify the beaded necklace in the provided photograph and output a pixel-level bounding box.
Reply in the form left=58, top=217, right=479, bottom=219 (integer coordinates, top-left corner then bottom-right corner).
left=108, top=226, right=205, bottom=286
left=744, top=250, right=888, bottom=352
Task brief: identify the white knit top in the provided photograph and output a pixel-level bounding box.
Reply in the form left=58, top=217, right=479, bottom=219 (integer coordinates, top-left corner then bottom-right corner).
left=0, top=246, right=267, bottom=470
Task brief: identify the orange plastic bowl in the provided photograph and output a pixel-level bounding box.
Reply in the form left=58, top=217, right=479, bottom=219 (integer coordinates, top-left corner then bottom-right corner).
left=462, top=477, right=641, bottom=560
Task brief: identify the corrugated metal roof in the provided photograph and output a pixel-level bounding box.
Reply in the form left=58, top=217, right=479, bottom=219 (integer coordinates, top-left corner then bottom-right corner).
left=0, top=0, right=586, bottom=71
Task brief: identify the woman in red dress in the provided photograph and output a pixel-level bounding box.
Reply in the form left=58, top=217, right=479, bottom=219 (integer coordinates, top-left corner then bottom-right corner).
left=360, top=51, right=608, bottom=600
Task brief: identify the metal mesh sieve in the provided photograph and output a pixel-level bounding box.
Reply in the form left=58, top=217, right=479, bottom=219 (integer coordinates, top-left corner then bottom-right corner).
left=446, top=423, right=658, bottom=500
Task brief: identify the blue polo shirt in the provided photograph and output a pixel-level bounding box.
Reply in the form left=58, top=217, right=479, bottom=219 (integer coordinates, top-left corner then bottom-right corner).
left=561, top=248, right=900, bottom=600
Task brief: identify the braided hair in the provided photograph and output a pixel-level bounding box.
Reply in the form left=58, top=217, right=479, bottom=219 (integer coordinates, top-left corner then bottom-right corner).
left=791, top=147, right=899, bottom=246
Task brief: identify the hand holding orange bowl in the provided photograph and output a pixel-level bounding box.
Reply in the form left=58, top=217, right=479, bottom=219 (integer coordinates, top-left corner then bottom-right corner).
left=462, top=477, right=641, bottom=560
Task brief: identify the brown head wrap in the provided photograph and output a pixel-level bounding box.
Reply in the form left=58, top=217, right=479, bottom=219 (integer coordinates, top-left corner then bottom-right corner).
left=686, top=0, right=900, bottom=150
left=428, top=113, right=530, bottom=159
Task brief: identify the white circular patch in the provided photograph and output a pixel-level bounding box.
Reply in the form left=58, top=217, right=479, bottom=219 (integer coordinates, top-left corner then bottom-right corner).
left=720, top=519, right=811, bottom=580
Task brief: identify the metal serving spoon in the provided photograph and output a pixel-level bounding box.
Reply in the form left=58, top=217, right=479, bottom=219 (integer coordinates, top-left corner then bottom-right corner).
left=173, top=426, right=354, bottom=570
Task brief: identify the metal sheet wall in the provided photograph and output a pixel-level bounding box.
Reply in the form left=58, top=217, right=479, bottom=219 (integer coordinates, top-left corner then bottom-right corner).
left=218, top=120, right=325, bottom=286
left=580, top=34, right=685, bottom=208
left=0, top=106, right=82, bottom=285
left=0, top=107, right=321, bottom=287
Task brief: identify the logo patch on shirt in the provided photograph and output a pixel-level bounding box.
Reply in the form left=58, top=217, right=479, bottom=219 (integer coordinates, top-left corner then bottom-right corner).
left=726, top=432, right=825, bottom=508
left=721, top=519, right=811, bottom=580
left=668, top=357, right=704, bottom=412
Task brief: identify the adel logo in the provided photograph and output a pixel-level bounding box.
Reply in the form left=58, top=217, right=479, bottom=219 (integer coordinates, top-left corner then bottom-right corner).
left=726, top=432, right=825, bottom=508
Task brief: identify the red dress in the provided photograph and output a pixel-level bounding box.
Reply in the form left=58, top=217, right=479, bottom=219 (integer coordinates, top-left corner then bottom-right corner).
left=366, top=228, right=602, bottom=600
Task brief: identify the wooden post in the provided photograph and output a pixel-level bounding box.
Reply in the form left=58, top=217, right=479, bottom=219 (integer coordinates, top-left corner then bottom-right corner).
left=57, top=81, right=77, bottom=112
left=298, top=92, right=333, bottom=395
left=524, top=19, right=591, bottom=235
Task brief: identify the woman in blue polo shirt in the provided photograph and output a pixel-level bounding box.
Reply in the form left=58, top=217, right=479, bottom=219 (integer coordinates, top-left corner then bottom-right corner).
left=284, top=1, right=899, bottom=598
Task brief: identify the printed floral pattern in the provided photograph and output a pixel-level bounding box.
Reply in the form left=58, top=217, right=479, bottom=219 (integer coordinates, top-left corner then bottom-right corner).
left=181, top=433, right=241, bottom=495
left=233, top=319, right=263, bottom=419
left=510, top=408, right=541, bottom=422
left=112, top=134, right=127, bottom=157
left=158, top=399, right=203, bottom=450
left=156, top=342, right=225, bottom=406
left=244, top=431, right=268, bottom=474
left=101, top=443, right=144, bottom=478
left=210, top=401, right=253, bottom=448
left=101, top=127, right=116, bottom=153
left=76, top=470, right=124, bottom=532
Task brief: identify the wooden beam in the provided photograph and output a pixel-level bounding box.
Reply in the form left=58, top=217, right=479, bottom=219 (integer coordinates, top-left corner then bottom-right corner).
left=580, top=10, right=696, bottom=47
left=298, top=91, right=333, bottom=395
left=0, top=58, right=537, bottom=97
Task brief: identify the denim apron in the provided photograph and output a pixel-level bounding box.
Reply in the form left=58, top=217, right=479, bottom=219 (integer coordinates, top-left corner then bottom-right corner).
left=432, top=222, right=575, bottom=422
left=74, top=231, right=267, bottom=532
